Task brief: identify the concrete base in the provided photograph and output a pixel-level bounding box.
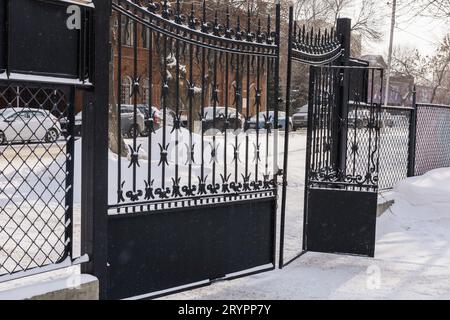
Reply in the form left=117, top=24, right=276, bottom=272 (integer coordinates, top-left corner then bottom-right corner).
left=0, top=275, right=98, bottom=300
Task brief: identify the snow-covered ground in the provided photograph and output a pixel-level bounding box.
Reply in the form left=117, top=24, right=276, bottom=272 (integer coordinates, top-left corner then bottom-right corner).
left=162, top=168, right=450, bottom=300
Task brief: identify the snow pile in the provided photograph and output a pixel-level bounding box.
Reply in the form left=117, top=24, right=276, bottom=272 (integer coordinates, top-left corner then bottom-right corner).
left=394, top=167, right=450, bottom=210
left=376, top=167, right=450, bottom=266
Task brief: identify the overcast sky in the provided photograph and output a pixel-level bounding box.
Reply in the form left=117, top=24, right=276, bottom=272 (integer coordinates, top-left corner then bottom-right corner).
left=358, top=1, right=448, bottom=57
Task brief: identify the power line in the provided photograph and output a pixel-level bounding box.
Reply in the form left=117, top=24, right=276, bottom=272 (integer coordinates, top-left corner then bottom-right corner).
left=394, top=25, right=441, bottom=47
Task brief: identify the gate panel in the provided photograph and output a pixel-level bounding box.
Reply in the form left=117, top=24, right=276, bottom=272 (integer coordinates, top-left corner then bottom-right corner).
left=303, top=65, right=383, bottom=257
left=105, top=0, right=281, bottom=298
left=108, top=198, right=275, bottom=300
left=306, top=189, right=377, bottom=256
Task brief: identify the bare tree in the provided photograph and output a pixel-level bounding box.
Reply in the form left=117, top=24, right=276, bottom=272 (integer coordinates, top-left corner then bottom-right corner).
left=429, top=35, right=450, bottom=103
left=109, top=16, right=128, bottom=157
left=405, top=0, right=450, bottom=19
left=293, top=0, right=384, bottom=42
left=392, top=35, right=450, bottom=104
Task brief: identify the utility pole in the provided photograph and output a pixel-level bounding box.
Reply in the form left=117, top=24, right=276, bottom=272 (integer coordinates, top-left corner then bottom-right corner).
left=384, top=0, right=397, bottom=106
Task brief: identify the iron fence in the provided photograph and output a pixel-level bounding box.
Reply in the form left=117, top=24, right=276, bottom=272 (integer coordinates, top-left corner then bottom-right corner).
left=0, top=82, right=75, bottom=281
left=414, top=103, right=450, bottom=176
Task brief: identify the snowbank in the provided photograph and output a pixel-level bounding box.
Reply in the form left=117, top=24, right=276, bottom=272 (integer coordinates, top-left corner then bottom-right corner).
left=394, top=167, right=450, bottom=209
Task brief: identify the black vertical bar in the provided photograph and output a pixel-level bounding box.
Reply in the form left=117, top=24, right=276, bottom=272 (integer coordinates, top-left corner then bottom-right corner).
left=81, top=0, right=110, bottom=300
left=147, top=27, right=153, bottom=199
left=175, top=31, right=180, bottom=190
left=64, top=86, right=75, bottom=259
left=272, top=1, right=281, bottom=269
left=244, top=9, right=251, bottom=182
left=279, top=6, right=293, bottom=269
left=162, top=29, right=168, bottom=190
left=117, top=2, right=122, bottom=208
left=408, top=85, right=417, bottom=177
left=255, top=18, right=262, bottom=182
left=132, top=10, right=138, bottom=197
left=302, top=66, right=315, bottom=251
left=335, top=18, right=351, bottom=175
left=200, top=1, right=206, bottom=192
left=234, top=52, right=240, bottom=183
left=273, top=3, right=281, bottom=182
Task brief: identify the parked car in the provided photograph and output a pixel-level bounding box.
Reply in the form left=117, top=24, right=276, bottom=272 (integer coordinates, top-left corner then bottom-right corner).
left=202, top=107, right=244, bottom=132
left=74, top=111, right=82, bottom=136
left=120, top=105, right=146, bottom=138
left=0, top=107, right=61, bottom=144
left=348, top=109, right=394, bottom=129
left=136, top=104, right=176, bottom=132
left=292, top=105, right=308, bottom=129
left=248, top=111, right=293, bottom=131
left=59, top=111, right=82, bottom=137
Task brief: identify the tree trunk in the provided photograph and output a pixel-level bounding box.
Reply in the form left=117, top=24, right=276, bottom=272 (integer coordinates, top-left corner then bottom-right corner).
left=108, top=17, right=128, bottom=157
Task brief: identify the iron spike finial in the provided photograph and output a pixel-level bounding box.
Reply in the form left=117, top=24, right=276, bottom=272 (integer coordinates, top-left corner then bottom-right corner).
left=247, top=6, right=251, bottom=32
left=162, top=0, right=169, bottom=19
left=201, top=0, right=207, bottom=32
left=175, top=0, right=181, bottom=24
left=189, top=3, right=195, bottom=29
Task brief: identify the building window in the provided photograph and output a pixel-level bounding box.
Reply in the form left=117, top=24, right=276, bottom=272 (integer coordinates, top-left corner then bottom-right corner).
left=121, top=76, right=133, bottom=105
left=142, top=78, right=150, bottom=105
left=142, top=27, right=150, bottom=49
left=121, top=18, right=134, bottom=46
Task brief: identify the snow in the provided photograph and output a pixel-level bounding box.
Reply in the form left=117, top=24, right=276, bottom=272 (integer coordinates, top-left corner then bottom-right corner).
left=5, top=73, right=92, bottom=87
left=0, top=273, right=96, bottom=300
left=162, top=167, right=450, bottom=300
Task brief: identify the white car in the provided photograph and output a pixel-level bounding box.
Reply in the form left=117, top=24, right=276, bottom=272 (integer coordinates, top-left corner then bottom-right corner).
left=0, top=107, right=61, bottom=144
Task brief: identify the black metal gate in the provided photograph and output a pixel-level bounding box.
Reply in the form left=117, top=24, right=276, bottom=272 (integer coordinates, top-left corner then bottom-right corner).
left=280, top=7, right=384, bottom=265
left=304, top=64, right=383, bottom=257
left=103, top=0, right=281, bottom=299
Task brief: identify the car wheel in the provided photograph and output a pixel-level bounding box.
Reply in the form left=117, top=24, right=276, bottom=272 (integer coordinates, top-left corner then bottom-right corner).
left=0, top=131, right=5, bottom=144
left=45, top=128, right=59, bottom=143
left=128, top=125, right=139, bottom=138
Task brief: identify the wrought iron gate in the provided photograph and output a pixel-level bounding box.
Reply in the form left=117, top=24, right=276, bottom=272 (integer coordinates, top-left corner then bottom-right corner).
left=304, top=64, right=383, bottom=257
left=104, top=0, right=281, bottom=299
left=280, top=7, right=384, bottom=265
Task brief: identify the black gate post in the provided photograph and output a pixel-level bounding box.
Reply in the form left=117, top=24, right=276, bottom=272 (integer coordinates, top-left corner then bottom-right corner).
left=81, top=0, right=111, bottom=300
left=334, top=18, right=351, bottom=173
left=407, top=85, right=417, bottom=177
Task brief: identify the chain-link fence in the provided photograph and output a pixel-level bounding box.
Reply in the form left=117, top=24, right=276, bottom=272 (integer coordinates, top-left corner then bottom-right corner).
left=0, top=82, right=74, bottom=281
left=378, top=106, right=413, bottom=190
left=414, top=103, right=450, bottom=176
left=377, top=102, right=450, bottom=191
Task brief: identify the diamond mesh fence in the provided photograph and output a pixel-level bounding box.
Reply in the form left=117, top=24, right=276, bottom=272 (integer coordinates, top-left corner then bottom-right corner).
left=378, top=106, right=412, bottom=190
left=0, top=82, right=74, bottom=279
left=414, top=104, right=450, bottom=176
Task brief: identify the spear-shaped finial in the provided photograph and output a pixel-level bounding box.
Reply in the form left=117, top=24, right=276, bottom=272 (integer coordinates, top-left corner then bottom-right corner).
left=162, top=0, right=169, bottom=19
left=189, top=3, right=195, bottom=28
left=213, top=11, right=220, bottom=36
left=175, top=0, right=181, bottom=24
left=201, top=0, right=207, bottom=32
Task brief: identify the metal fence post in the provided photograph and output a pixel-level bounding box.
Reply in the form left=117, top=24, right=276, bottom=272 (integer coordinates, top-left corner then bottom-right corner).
left=335, top=18, right=351, bottom=173
left=81, top=0, right=111, bottom=300
left=279, top=6, right=294, bottom=268
left=407, top=85, right=417, bottom=177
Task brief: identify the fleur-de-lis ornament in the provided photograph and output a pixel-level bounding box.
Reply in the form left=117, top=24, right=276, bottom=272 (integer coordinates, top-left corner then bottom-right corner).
left=128, top=144, right=141, bottom=168
left=144, top=179, right=155, bottom=200
left=158, top=143, right=170, bottom=166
